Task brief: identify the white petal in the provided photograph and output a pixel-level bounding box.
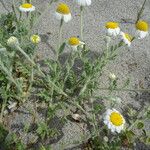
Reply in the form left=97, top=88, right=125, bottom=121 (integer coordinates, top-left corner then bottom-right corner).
left=107, top=29, right=115, bottom=36
left=115, top=27, right=120, bottom=35
left=63, top=13, right=72, bottom=23
left=121, top=33, right=131, bottom=47
left=71, top=45, right=78, bottom=51
left=106, top=109, right=113, bottom=115
left=122, top=118, right=125, bottom=124
left=76, top=0, right=91, bottom=6
left=110, top=125, right=116, bottom=133
left=105, top=115, right=110, bottom=121
left=137, top=30, right=148, bottom=39
left=79, top=41, right=85, bottom=45
left=108, top=123, right=112, bottom=129
left=55, top=12, right=63, bottom=20
left=19, top=6, right=35, bottom=12
left=116, top=127, right=121, bottom=133
left=112, top=108, right=118, bottom=112
left=107, top=28, right=120, bottom=37
left=86, top=0, right=92, bottom=6
left=104, top=120, right=108, bottom=125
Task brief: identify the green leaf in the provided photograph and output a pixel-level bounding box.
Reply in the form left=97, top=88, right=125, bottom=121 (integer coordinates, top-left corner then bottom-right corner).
left=126, top=130, right=135, bottom=140
left=92, top=104, right=103, bottom=114
left=146, top=111, right=150, bottom=119
left=0, top=74, right=5, bottom=81
left=137, top=122, right=144, bottom=129
left=146, top=137, right=150, bottom=144
left=59, top=42, right=66, bottom=54
left=0, top=123, right=9, bottom=143
left=142, top=129, right=147, bottom=136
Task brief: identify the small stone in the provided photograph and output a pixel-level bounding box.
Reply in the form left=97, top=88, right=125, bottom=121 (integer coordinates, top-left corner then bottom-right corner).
left=8, top=102, right=17, bottom=110
left=71, top=114, right=81, bottom=121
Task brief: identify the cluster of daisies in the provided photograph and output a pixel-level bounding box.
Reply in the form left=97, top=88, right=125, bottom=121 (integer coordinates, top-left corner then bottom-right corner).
left=18, top=1, right=149, bottom=49
left=18, top=0, right=92, bottom=47
left=12, top=0, right=149, bottom=134
left=105, top=21, right=149, bottom=47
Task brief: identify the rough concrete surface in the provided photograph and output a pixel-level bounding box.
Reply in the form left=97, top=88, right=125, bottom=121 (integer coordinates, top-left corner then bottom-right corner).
left=0, top=0, right=150, bottom=149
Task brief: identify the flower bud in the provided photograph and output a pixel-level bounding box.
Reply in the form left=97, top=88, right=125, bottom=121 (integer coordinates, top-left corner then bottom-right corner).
left=109, top=73, right=116, bottom=80
left=7, top=36, right=19, bottom=47
left=30, top=35, right=41, bottom=44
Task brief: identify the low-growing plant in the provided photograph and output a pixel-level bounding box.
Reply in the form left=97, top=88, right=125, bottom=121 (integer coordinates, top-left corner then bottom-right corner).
left=0, top=0, right=150, bottom=149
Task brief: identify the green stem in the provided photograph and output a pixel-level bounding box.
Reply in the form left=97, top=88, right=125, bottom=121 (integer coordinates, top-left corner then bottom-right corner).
left=136, top=0, right=147, bottom=23
left=0, top=84, right=14, bottom=122
left=0, top=94, right=8, bottom=123
left=80, top=6, right=84, bottom=40
left=58, top=19, right=63, bottom=50
left=128, top=106, right=150, bottom=130
left=128, top=120, right=139, bottom=131
left=0, top=62, right=22, bottom=93
left=63, top=51, right=76, bottom=87
left=79, top=77, right=91, bottom=96
left=16, top=46, right=35, bottom=66
left=27, top=66, right=34, bottom=93
left=12, top=0, right=18, bottom=23
left=15, top=46, right=68, bottom=97
left=68, top=100, right=89, bottom=117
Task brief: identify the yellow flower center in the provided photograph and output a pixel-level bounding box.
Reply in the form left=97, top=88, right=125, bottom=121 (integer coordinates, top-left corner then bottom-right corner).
left=106, top=22, right=119, bottom=29
left=31, top=35, right=40, bottom=44
left=125, top=33, right=133, bottom=42
left=69, top=37, right=80, bottom=46
left=110, top=112, right=123, bottom=126
left=21, top=3, right=33, bottom=9
left=56, top=3, right=70, bottom=14
left=136, top=21, right=149, bottom=31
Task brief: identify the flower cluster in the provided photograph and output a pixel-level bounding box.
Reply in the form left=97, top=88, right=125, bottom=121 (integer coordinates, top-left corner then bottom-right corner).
left=105, top=20, right=149, bottom=47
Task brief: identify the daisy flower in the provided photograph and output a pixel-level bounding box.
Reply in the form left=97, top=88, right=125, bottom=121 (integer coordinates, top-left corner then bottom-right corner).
left=68, top=37, right=85, bottom=51
left=105, top=22, right=120, bottom=36
left=76, top=0, right=91, bottom=6
left=135, top=21, right=149, bottom=39
left=19, top=3, right=35, bottom=12
left=55, top=3, right=72, bottom=23
left=103, top=108, right=125, bottom=133
left=30, top=35, right=41, bottom=44
left=120, top=32, right=133, bottom=47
